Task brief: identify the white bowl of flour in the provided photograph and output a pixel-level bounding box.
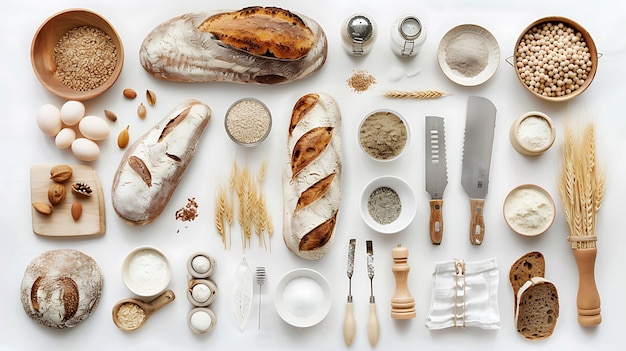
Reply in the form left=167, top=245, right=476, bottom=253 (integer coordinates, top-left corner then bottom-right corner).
left=503, top=184, right=556, bottom=237
left=122, top=246, right=171, bottom=297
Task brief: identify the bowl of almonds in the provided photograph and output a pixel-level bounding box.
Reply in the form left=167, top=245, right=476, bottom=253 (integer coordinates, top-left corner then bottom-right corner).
left=513, top=16, right=598, bottom=102
left=31, top=8, right=124, bottom=101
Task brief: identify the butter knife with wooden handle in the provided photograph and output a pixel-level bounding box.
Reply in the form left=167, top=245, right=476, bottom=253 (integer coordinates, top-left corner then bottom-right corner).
left=343, top=239, right=356, bottom=346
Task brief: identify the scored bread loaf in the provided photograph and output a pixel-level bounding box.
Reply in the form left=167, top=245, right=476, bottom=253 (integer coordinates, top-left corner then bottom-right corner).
left=283, top=93, right=341, bottom=259
left=509, top=251, right=545, bottom=313
left=20, top=249, right=104, bottom=329
left=139, top=6, right=327, bottom=84
left=515, top=277, right=559, bottom=340
left=112, top=99, right=211, bottom=225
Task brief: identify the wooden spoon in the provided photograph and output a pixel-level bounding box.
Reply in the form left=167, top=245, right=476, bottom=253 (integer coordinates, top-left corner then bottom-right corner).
left=112, top=290, right=175, bottom=331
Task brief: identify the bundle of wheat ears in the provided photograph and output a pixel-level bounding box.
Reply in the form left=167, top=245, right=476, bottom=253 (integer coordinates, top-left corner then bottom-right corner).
left=214, top=160, right=273, bottom=251
left=558, top=120, right=605, bottom=249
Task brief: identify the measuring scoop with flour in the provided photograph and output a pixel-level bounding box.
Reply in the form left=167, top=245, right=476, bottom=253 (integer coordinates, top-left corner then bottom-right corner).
left=112, top=290, right=176, bottom=331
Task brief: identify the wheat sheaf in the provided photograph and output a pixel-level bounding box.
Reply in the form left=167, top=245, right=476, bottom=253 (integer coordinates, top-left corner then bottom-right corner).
left=558, top=121, right=604, bottom=249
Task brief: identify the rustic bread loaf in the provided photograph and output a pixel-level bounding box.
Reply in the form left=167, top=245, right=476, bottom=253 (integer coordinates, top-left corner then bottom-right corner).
left=20, top=249, right=103, bottom=329
left=112, top=99, right=211, bottom=225
left=139, top=7, right=327, bottom=84
left=509, top=251, right=545, bottom=313
left=515, top=277, right=559, bottom=340
left=283, top=93, right=341, bottom=259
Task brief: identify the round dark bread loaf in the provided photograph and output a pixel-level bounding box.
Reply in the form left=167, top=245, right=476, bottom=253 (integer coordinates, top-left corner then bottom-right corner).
left=20, top=249, right=104, bottom=328
left=516, top=277, right=559, bottom=340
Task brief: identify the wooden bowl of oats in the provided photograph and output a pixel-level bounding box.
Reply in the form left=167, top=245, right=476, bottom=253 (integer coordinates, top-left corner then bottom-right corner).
left=31, top=8, right=124, bottom=101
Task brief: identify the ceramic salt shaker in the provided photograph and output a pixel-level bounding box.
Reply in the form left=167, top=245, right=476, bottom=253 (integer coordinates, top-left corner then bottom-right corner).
left=390, top=15, right=427, bottom=57
left=341, top=13, right=377, bottom=56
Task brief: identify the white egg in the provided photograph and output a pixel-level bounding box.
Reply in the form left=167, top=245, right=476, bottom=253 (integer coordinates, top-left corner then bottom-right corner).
left=60, top=100, right=86, bottom=126
left=36, top=104, right=62, bottom=137
left=71, top=138, right=100, bottom=161
left=79, top=115, right=110, bottom=141
left=54, top=128, right=76, bottom=149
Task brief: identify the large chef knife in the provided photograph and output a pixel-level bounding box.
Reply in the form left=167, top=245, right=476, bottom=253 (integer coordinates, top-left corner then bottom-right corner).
left=461, top=96, right=496, bottom=245
left=425, top=116, right=448, bottom=245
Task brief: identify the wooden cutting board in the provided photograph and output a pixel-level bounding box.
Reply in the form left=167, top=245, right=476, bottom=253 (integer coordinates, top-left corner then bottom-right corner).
left=30, top=164, right=105, bottom=237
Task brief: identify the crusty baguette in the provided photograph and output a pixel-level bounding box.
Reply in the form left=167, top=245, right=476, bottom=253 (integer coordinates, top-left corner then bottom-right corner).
left=20, top=249, right=103, bottom=328
left=139, top=7, right=327, bottom=84
left=510, top=251, right=545, bottom=313
left=111, top=99, right=211, bottom=225
left=515, top=277, right=559, bottom=340
left=283, top=93, right=341, bottom=259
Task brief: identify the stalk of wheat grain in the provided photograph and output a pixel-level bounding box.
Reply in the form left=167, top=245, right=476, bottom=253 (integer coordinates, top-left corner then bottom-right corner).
left=383, top=90, right=448, bottom=99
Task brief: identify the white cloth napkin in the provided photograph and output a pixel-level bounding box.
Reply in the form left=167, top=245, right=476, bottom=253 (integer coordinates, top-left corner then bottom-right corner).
left=425, top=257, right=500, bottom=330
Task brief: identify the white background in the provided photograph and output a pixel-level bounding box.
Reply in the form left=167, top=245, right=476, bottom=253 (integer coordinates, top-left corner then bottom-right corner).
left=1, top=0, right=624, bottom=350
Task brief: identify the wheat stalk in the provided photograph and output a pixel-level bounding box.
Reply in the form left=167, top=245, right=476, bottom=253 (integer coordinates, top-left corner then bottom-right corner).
left=558, top=121, right=603, bottom=249
left=214, top=184, right=226, bottom=248
left=383, top=90, right=449, bottom=99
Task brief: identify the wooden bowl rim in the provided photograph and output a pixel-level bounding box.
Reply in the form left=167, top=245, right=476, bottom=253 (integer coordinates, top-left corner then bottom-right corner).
left=513, top=16, right=598, bottom=102
left=30, top=8, right=124, bottom=101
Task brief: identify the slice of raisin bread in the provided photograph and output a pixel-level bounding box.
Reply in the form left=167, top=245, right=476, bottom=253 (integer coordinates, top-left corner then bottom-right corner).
left=509, top=251, right=545, bottom=313
left=515, top=277, right=559, bottom=340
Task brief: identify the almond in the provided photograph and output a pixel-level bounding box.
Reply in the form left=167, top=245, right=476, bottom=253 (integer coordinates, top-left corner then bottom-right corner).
left=33, top=202, right=52, bottom=215
left=137, top=103, right=147, bottom=119
left=50, top=165, right=73, bottom=183
left=48, top=183, right=66, bottom=206
left=123, top=88, right=137, bottom=99
left=104, top=109, right=118, bottom=122
left=71, top=202, right=82, bottom=221
left=118, top=125, right=130, bottom=149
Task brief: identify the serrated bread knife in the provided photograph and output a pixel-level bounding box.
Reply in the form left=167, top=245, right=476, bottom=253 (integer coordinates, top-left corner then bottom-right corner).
left=461, top=96, right=496, bottom=245
left=425, top=116, right=448, bottom=245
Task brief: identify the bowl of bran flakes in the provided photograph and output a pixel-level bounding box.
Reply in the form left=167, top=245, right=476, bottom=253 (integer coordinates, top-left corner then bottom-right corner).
left=31, top=8, right=124, bottom=101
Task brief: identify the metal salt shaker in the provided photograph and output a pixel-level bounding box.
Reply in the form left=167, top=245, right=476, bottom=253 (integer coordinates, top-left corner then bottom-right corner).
left=341, top=13, right=377, bottom=56
left=390, top=15, right=427, bottom=57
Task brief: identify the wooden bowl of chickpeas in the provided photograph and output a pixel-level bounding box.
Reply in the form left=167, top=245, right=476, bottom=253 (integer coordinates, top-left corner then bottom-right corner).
left=513, top=16, right=598, bottom=102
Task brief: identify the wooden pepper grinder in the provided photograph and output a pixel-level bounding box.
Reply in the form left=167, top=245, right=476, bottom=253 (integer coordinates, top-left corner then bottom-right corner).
left=391, top=244, right=416, bottom=319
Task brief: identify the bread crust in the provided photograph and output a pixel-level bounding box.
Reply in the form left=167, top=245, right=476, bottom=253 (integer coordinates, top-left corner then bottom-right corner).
left=515, top=277, right=559, bottom=340
left=20, top=249, right=103, bottom=328
left=111, top=99, right=211, bottom=225
left=509, top=251, right=545, bottom=313
left=139, top=7, right=327, bottom=84
left=283, top=93, right=341, bottom=259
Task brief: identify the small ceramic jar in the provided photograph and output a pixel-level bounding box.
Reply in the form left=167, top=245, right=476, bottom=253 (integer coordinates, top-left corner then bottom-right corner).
left=509, top=111, right=556, bottom=156
left=187, top=279, right=218, bottom=307
left=188, top=307, right=217, bottom=334
left=187, top=252, right=216, bottom=278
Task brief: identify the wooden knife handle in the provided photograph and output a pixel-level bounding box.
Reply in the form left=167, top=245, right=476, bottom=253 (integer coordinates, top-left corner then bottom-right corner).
left=367, top=302, right=379, bottom=347
left=573, top=248, right=602, bottom=326
left=343, top=301, right=356, bottom=346
left=429, top=199, right=444, bottom=245
left=468, top=198, right=485, bottom=245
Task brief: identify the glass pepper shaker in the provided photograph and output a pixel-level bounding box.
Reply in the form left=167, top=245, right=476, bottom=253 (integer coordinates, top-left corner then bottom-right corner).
left=341, top=13, right=377, bottom=56
left=390, top=15, right=427, bottom=57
